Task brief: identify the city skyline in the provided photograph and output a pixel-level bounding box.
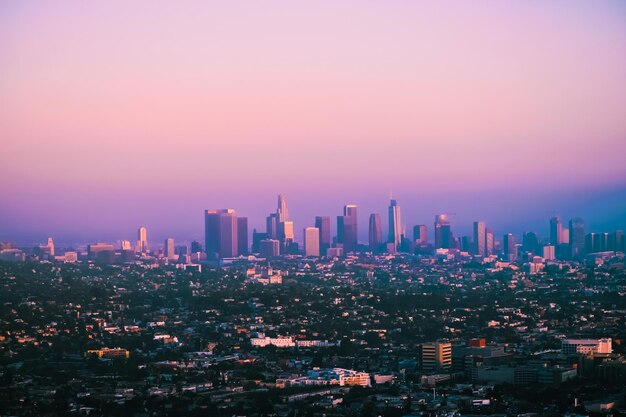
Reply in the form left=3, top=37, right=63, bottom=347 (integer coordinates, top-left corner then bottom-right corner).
left=1, top=1, right=626, bottom=246
left=2, top=189, right=626, bottom=247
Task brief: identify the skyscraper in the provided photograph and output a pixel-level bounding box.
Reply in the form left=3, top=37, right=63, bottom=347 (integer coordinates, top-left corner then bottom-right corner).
left=413, top=225, right=428, bottom=245
left=473, top=221, right=486, bottom=256
left=369, top=213, right=382, bottom=252
left=277, top=194, right=288, bottom=222
left=550, top=216, right=562, bottom=245
left=569, top=218, right=585, bottom=259
left=522, top=232, right=539, bottom=255
left=315, top=216, right=331, bottom=255
left=585, top=232, right=598, bottom=254
left=304, top=227, right=320, bottom=257
left=485, top=228, right=495, bottom=256
left=190, top=241, right=203, bottom=254
left=164, top=238, right=175, bottom=259
left=388, top=199, right=402, bottom=250
left=205, top=210, right=221, bottom=259
left=434, top=214, right=452, bottom=249
left=205, top=209, right=241, bottom=259
left=266, top=213, right=278, bottom=239
left=259, top=239, right=280, bottom=258
left=503, top=233, right=516, bottom=261
left=219, top=210, right=238, bottom=258
left=337, top=204, right=358, bottom=253
left=137, top=226, right=148, bottom=253
left=237, top=217, right=248, bottom=256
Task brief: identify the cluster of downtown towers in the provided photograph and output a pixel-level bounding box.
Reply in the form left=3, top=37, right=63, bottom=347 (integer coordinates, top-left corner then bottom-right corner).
left=202, top=195, right=616, bottom=261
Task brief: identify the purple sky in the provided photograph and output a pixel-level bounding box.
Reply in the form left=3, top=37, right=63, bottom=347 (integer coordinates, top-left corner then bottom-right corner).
left=1, top=1, right=625, bottom=247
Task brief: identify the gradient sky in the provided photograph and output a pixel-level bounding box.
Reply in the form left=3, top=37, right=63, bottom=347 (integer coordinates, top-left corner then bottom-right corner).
left=1, top=1, right=625, bottom=247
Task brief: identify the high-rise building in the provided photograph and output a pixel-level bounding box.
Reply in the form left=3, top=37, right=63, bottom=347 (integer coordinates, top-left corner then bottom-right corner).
left=413, top=225, right=428, bottom=245
left=278, top=220, right=294, bottom=246
left=369, top=213, right=382, bottom=252
left=37, top=237, right=55, bottom=259
left=137, top=226, right=148, bottom=253
left=277, top=194, right=288, bottom=222
left=503, top=233, right=516, bottom=262
left=434, top=214, right=452, bottom=249
left=237, top=217, right=248, bottom=256
left=388, top=200, right=402, bottom=250
left=338, top=205, right=358, bottom=252
left=422, top=341, right=452, bottom=371
left=266, top=213, right=278, bottom=239
left=190, top=241, right=203, bottom=254
left=164, top=238, right=175, bottom=259
left=120, top=240, right=132, bottom=251
left=473, top=221, right=486, bottom=256
left=205, top=210, right=221, bottom=259
left=585, top=233, right=599, bottom=254
left=599, top=232, right=612, bottom=252
left=485, top=228, right=495, bottom=256
left=252, top=230, right=268, bottom=253
left=315, top=216, right=331, bottom=255
left=543, top=245, right=556, bottom=260
left=205, top=209, right=243, bottom=259
left=219, top=210, right=238, bottom=258
left=304, top=227, right=320, bottom=257
left=568, top=218, right=585, bottom=259
left=615, top=230, right=625, bottom=253
left=550, top=217, right=562, bottom=245
left=522, top=232, right=539, bottom=255
left=259, top=239, right=280, bottom=258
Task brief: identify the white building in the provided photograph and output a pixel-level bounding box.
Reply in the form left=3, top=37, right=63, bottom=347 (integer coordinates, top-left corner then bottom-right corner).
left=561, top=338, right=612, bottom=355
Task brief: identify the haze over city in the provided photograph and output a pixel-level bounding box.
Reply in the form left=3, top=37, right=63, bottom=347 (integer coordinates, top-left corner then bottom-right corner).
left=2, top=1, right=626, bottom=245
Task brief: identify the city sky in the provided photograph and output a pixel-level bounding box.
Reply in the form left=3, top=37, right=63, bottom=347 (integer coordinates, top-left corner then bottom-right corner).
left=1, top=1, right=625, bottom=246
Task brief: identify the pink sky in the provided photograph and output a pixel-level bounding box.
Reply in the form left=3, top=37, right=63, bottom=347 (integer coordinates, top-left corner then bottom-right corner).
left=1, top=1, right=625, bottom=244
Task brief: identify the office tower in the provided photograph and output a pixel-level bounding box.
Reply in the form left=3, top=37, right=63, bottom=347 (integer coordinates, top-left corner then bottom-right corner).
left=278, top=220, right=294, bottom=248
left=598, top=232, right=611, bottom=251
left=568, top=218, right=585, bottom=259
left=461, top=236, right=471, bottom=252
left=543, top=245, right=556, bottom=260
left=277, top=194, right=288, bottom=222
left=434, top=214, right=452, bottom=249
left=88, top=243, right=115, bottom=262
left=137, top=226, right=148, bottom=253
left=259, top=239, right=280, bottom=258
left=252, top=230, right=268, bottom=253
left=315, top=216, right=331, bottom=255
left=237, top=217, right=248, bottom=255
left=369, top=213, right=383, bottom=252
left=304, top=227, right=320, bottom=257
left=522, top=232, right=539, bottom=255
left=337, top=204, right=358, bottom=252
left=120, top=240, right=132, bottom=251
left=37, top=237, right=55, bottom=259
left=219, top=210, right=238, bottom=258
left=190, top=240, right=203, bottom=254
left=560, top=228, right=570, bottom=245
left=421, top=341, right=452, bottom=371
left=549, top=217, right=562, bottom=245
left=175, top=245, right=187, bottom=256
left=413, top=225, right=428, bottom=245
left=585, top=233, right=598, bottom=254
left=615, top=230, right=624, bottom=253
left=388, top=199, right=402, bottom=250
left=473, top=221, right=486, bottom=256
left=205, top=209, right=241, bottom=259
left=205, top=210, right=221, bottom=259
left=164, top=238, right=175, bottom=259
left=503, top=233, right=516, bottom=261
left=266, top=213, right=278, bottom=239
left=485, top=228, right=494, bottom=256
